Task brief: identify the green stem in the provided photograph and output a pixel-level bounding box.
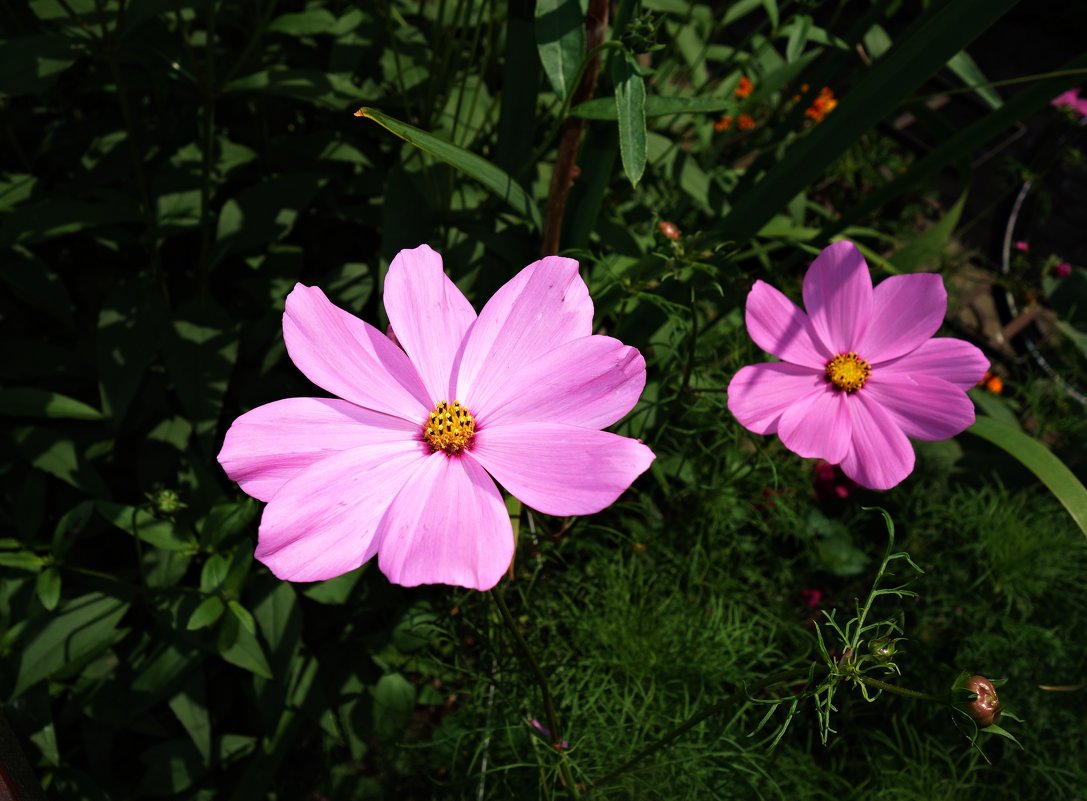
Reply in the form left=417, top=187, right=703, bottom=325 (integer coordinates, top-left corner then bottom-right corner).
left=587, top=666, right=814, bottom=791
left=491, top=589, right=580, bottom=797
left=857, top=675, right=941, bottom=702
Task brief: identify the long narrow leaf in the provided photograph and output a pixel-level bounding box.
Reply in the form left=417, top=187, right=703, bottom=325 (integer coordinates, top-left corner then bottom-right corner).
left=712, top=0, right=1018, bottom=243
left=355, top=107, right=541, bottom=230
left=824, top=50, right=1087, bottom=240
left=611, top=52, right=647, bottom=188
left=968, top=416, right=1087, bottom=539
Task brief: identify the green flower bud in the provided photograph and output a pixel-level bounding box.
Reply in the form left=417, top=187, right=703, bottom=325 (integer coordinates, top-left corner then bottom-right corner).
left=868, top=637, right=897, bottom=663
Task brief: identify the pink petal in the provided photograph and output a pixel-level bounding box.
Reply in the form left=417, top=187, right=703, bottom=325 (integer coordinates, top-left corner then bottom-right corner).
left=474, top=335, right=646, bottom=429
left=468, top=423, right=655, bottom=516
left=745, top=280, right=830, bottom=368
left=383, top=245, right=477, bottom=403
left=218, top=398, right=419, bottom=502
left=727, top=362, right=825, bottom=435
left=839, top=393, right=915, bottom=490
left=859, top=273, right=946, bottom=363
left=283, top=284, right=431, bottom=421
left=777, top=384, right=852, bottom=464
left=875, top=337, right=989, bottom=390
left=802, top=241, right=873, bottom=353
left=377, top=454, right=513, bottom=590
left=255, top=440, right=427, bottom=582
left=452, top=257, right=593, bottom=414
left=865, top=374, right=975, bottom=441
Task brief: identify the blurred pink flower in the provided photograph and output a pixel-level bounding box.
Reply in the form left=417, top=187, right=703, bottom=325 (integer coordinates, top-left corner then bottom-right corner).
left=219, top=245, right=654, bottom=590
left=812, top=459, right=858, bottom=501
left=800, top=588, right=824, bottom=608
left=1053, top=261, right=1073, bottom=279
left=1013, top=240, right=1029, bottom=252
left=727, top=242, right=989, bottom=490
left=1052, top=88, right=1087, bottom=118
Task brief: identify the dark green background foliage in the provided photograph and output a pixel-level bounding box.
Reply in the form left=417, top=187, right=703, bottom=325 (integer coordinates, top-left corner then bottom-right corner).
left=2, top=0, right=1086, bottom=798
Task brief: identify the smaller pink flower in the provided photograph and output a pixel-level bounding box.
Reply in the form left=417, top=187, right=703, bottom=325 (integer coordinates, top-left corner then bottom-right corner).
left=1052, top=88, right=1087, bottom=119
left=1013, top=240, right=1029, bottom=252
left=1053, top=261, right=1073, bottom=279
left=800, top=588, right=823, bottom=608
left=727, top=242, right=989, bottom=490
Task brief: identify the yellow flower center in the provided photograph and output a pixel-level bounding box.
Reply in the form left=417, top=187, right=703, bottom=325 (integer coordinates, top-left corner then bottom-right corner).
left=423, top=400, right=476, bottom=454
left=825, top=352, right=871, bottom=392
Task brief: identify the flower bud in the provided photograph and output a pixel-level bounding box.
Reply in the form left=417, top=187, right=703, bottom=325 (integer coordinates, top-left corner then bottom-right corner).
left=954, top=674, right=1002, bottom=727
left=868, top=637, right=897, bottom=663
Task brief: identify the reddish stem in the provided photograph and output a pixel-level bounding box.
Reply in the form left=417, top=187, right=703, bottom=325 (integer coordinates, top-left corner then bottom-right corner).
left=541, top=0, right=609, bottom=256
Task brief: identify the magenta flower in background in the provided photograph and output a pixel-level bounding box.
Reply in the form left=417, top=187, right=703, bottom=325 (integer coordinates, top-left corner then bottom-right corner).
left=1053, top=261, right=1073, bottom=279
left=1013, top=240, right=1029, bottom=252
left=218, top=245, right=654, bottom=590
left=1052, top=88, right=1087, bottom=118
left=727, top=242, right=989, bottom=490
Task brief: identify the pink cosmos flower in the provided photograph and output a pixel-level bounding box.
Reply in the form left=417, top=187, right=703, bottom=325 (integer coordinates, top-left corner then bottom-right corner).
left=1053, top=261, right=1073, bottom=279
left=1052, top=88, right=1087, bottom=118
left=218, top=245, right=654, bottom=590
left=1013, top=240, right=1029, bottom=252
left=727, top=242, right=989, bottom=490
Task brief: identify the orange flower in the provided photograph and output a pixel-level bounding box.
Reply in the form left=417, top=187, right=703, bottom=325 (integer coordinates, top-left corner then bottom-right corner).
left=977, top=370, right=1004, bottom=395
left=737, top=114, right=756, bottom=131
left=734, top=76, right=754, bottom=99
left=658, top=221, right=681, bottom=241
left=713, top=115, right=733, bottom=132
left=804, top=87, right=837, bottom=123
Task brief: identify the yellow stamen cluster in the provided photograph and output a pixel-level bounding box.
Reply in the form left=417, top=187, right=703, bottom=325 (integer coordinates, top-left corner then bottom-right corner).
left=423, top=400, right=476, bottom=454
left=825, top=352, right=871, bottom=392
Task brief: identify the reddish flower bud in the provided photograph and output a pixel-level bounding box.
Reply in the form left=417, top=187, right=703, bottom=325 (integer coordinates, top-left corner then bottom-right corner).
left=658, top=221, right=681, bottom=241
left=955, top=674, right=1003, bottom=727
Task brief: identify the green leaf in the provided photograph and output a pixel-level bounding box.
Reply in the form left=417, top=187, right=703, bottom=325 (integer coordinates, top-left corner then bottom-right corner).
left=968, top=416, right=1087, bottom=539
left=97, top=503, right=196, bottom=551
left=0, top=198, right=142, bottom=247
left=355, top=107, right=541, bottom=229
left=217, top=613, right=274, bottom=679
left=0, top=173, right=37, bottom=210
left=572, top=94, right=737, bottom=120
left=612, top=51, right=648, bottom=188
left=785, top=14, right=812, bottom=61
left=0, top=550, right=44, bottom=571
left=168, top=676, right=212, bottom=766
left=227, top=599, right=257, bottom=635
left=0, top=253, right=73, bottom=329
left=35, top=567, right=61, bottom=611
left=0, top=388, right=103, bottom=421
left=371, top=673, right=416, bottom=739
left=14, top=592, right=129, bottom=695
left=266, top=9, right=339, bottom=35
left=890, top=189, right=967, bottom=272
left=161, top=299, right=239, bottom=454
left=213, top=173, right=328, bottom=264
left=947, top=50, right=1002, bottom=109
left=187, top=597, right=225, bottom=631
left=0, top=34, right=80, bottom=95
left=301, top=567, right=364, bottom=605
left=13, top=427, right=109, bottom=497
left=96, top=272, right=165, bottom=424
left=535, top=0, right=585, bottom=100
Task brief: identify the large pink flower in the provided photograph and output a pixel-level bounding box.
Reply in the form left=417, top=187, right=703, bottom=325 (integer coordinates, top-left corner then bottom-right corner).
left=218, top=245, right=654, bottom=590
left=727, top=241, right=988, bottom=490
